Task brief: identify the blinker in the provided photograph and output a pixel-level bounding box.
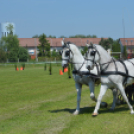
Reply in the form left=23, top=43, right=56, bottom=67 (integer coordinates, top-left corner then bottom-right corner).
left=65, top=51, right=70, bottom=57
left=90, top=51, right=96, bottom=56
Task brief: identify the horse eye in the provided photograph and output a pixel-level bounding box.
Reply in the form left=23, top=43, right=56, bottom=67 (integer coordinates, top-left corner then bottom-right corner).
left=65, top=51, right=70, bottom=57
left=90, top=51, right=96, bottom=56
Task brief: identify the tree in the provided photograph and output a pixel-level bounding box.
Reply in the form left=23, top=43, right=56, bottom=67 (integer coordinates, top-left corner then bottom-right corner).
left=69, top=34, right=97, bottom=38
left=0, top=48, right=6, bottom=62
left=8, top=48, right=18, bottom=62
left=1, top=34, right=20, bottom=61
left=0, top=39, right=6, bottom=62
left=2, top=34, right=20, bottom=52
left=99, top=38, right=113, bottom=50
left=6, top=24, right=14, bottom=35
left=19, top=47, right=29, bottom=62
left=69, top=34, right=86, bottom=38
left=81, top=46, right=88, bottom=55
left=88, top=34, right=97, bottom=38
left=51, top=49, right=57, bottom=57
left=59, top=35, right=67, bottom=38
left=32, top=35, right=39, bottom=38
left=48, top=35, right=56, bottom=38
left=112, top=41, right=121, bottom=52
left=38, top=33, right=50, bottom=57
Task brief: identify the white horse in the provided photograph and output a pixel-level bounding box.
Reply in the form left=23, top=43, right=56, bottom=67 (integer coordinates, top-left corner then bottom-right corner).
left=86, top=43, right=134, bottom=116
left=61, top=41, right=117, bottom=115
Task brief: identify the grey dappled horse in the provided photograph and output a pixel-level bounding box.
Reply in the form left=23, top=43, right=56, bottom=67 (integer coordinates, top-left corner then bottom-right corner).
left=86, top=43, right=134, bottom=116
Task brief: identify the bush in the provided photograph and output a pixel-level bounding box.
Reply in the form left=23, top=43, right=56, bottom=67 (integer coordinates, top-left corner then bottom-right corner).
left=0, top=49, right=6, bottom=62
left=19, top=47, right=29, bottom=62
left=22, top=63, right=25, bottom=70
left=8, top=49, right=18, bottom=62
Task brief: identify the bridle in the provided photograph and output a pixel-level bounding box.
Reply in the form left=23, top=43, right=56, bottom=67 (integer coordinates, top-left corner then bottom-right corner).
left=85, top=45, right=101, bottom=66
left=86, top=45, right=118, bottom=74
left=60, top=43, right=73, bottom=63
left=60, top=43, right=86, bottom=72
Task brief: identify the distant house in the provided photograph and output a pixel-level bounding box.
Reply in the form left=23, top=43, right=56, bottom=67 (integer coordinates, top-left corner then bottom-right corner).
left=119, top=38, right=134, bottom=52
left=18, top=38, right=105, bottom=59
left=119, top=38, right=134, bottom=58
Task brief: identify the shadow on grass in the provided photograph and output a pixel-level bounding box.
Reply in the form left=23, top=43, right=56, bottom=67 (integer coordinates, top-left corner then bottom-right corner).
left=49, top=106, right=95, bottom=115
left=49, top=103, right=133, bottom=115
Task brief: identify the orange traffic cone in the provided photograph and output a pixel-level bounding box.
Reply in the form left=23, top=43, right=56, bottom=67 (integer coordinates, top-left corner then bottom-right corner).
left=16, top=67, right=19, bottom=71
left=59, top=69, right=63, bottom=75
left=64, top=68, right=68, bottom=72
left=20, top=67, right=23, bottom=70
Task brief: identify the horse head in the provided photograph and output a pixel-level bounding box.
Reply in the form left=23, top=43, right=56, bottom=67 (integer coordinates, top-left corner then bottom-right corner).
left=85, top=44, right=100, bottom=70
left=60, top=41, right=73, bottom=68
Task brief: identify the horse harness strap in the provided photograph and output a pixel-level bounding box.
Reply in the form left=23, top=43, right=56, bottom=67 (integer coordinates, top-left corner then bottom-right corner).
left=101, top=59, right=134, bottom=85
left=72, top=70, right=100, bottom=79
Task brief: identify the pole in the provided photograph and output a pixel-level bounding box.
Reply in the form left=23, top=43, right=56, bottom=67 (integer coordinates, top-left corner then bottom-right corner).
left=34, top=38, right=38, bottom=62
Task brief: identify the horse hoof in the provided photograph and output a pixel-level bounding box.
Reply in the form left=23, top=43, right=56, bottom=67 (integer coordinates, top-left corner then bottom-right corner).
left=73, top=110, right=79, bottom=115
left=130, top=111, right=134, bottom=114
left=92, top=113, right=98, bottom=117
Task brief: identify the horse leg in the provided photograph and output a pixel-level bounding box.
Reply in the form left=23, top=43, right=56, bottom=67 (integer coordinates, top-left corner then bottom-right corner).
left=73, top=83, right=82, bottom=115
left=88, top=80, right=97, bottom=102
left=110, top=89, right=118, bottom=110
left=92, top=84, right=107, bottom=116
left=89, top=80, right=108, bottom=108
left=117, top=83, right=134, bottom=114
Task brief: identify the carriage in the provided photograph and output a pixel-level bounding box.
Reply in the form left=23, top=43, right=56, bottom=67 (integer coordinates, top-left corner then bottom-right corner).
left=118, top=83, right=134, bottom=103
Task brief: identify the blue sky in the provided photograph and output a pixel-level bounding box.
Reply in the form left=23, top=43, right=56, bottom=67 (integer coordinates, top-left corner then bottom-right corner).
left=1, top=0, right=134, bottom=40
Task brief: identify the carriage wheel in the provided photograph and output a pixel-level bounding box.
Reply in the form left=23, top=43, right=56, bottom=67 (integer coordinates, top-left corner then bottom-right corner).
left=117, top=93, right=125, bottom=104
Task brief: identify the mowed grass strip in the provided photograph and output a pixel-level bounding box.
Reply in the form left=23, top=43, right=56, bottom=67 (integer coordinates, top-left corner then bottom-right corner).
left=0, top=64, right=134, bottom=134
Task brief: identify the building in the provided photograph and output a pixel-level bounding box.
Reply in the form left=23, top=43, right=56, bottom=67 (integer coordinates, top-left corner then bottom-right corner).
left=119, top=38, right=134, bottom=52
left=18, top=38, right=104, bottom=59
left=0, top=22, right=15, bottom=38
left=119, top=38, right=134, bottom=58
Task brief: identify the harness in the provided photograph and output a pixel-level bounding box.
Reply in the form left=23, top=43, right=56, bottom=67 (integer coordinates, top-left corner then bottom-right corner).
left=87, top=45, right=134, bottom=85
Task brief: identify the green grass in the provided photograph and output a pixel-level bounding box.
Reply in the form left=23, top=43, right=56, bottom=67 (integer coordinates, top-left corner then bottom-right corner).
left=0, top=64, right=134, bottom=134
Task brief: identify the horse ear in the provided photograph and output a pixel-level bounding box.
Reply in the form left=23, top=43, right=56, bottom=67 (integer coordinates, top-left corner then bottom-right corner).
left=90, top=42, right=93, bottom=46
left=61, top=38, right=65, bottom=46
left=61, top=40, right=64, bottom=46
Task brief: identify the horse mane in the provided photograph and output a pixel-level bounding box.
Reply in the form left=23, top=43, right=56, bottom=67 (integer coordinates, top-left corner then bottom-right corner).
left=69, top=43, right=82, bottom=55
left=63, top=42, right=80, bottom=52
left=94, top=44, right=112, bottom=59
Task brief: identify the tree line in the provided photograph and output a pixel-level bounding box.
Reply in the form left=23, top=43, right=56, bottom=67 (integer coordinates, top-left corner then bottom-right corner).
left=32, top=34, right=97, bottom=38
left=0, top=24, right=127, bottom=63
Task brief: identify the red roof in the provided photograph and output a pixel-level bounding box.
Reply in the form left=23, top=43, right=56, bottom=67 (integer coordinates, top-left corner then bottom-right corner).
left=18, top=38, right=108, bottom=47
left=19, top=38, right=40, bottom=47
left=119, top=38, right=134, bottom=46
left=47, top=38, right=63, bottom=47
left=18, top=38, right=63, bottom=47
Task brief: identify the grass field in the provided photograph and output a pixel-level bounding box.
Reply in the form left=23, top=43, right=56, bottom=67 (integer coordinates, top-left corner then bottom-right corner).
left=0, top=64, right=134, bottom=134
